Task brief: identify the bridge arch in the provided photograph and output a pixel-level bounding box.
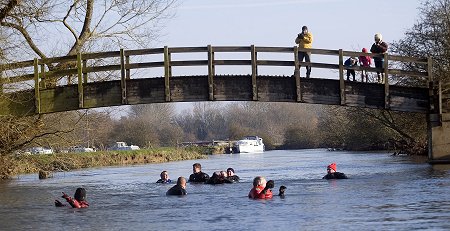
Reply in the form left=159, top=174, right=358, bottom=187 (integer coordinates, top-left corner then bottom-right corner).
left=0, top=45, right=446, bottom=162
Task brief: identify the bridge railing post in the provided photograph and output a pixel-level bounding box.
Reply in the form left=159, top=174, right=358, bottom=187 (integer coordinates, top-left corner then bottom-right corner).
left=164, top=46, right=171, bottom=102
left=77, top=53, right=84, bottom=108
left=338, top=49, right=345, bottom=105
left=427, top=57, right=438, bottom=114
left=125, top=54, right=130, bottom=80
left=384, top=53, right=390, bottom=109
left=120, top=48, right=128, bottom=104
left=40, top=63, right=46, bottom=88
left=207, top=45, right=215, bottom=101
left=251, top=45, right=258, bottom=101
left=294, top=46, right=302, bottom=102
left=33, top=58, right=41, bottom=114
left=83, top=59, right=88, bottom=84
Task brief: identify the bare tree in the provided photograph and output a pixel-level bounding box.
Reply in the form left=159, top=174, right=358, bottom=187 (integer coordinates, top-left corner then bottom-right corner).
left=391, top=0, right=450, bottom=104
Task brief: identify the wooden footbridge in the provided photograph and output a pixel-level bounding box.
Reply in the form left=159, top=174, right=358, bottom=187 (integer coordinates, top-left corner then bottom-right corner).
left=0, top=45, right=448, bottom=161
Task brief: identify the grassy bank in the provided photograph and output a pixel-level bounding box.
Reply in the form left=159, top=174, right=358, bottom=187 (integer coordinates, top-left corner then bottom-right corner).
left=4, top=147, right=206, bottom=178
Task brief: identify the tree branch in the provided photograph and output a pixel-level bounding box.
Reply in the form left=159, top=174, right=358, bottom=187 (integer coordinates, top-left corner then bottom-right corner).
left=0, top=0, right=19, bottom=22
left=0, top=21, right=47, bottom=59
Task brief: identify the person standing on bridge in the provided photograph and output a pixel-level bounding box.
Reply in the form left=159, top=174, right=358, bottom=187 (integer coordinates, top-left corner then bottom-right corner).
left=359, top=48, right=372, bottom=82
left=295, top=25, right=313, bottom=78
left=370, top=33, right=388, bottom=83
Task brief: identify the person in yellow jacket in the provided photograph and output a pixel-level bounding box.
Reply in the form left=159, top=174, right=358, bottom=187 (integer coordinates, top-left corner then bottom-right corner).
left=295, top=26, right=313, bottom=78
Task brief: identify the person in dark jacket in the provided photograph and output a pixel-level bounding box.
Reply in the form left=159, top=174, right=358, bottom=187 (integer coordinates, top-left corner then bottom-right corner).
left=344, top=57, right=358, bottom=81
left=166, top=177, right=187, bottom=196
left=156, top=170, right=172, bottom=184
left=323, top=163, right=348, bottom=179
left=278, top=185, right=287, bottom=198
left=370, top=33, right=388, bottom=83
left=226, top=167, right=240, bottom=182
left=55, top=187, right=89, bottom=208
left=189, top=163, right=210, bottom=183
left=206, top=171, right=232, bottom=184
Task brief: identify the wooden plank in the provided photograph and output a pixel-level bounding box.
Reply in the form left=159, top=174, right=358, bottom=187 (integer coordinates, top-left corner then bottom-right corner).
left=256, top=47, right=294, bottom=53
left=39, top=55, right=77, bottom=65
left=125, top=55, right=130, bottom=80
left=251, top=45, right=258, bottom=101
left=34, top=58, right=40, bottom=114
left=39, top=64, right=46, bottom=89
left=169, top=47, right=208, bottom=53
left=388, top=54, right=428, bottom=63
left=44, top=68, right=78, bottom=78
left=214, top=60, right=251, bottom=65
left=294, top=46, right=301, bottom=102
left=82, top=51, right=121, bottom=60
left=384, top=53, right=390, bottom=109
left=170, top=60, right=208, bottom=66
left=298, top=48, right=340, bottom=56
left=125, top=48, right=164, bottom=56
left=83, top=65, right=121, bottom=73
left=382, top=69, right=427, bottom=77
left=427, top=57, right=435, bottom=112
left=77, top=53, right=84, bottom=108
left=164, top=46, right=171, bottom=102
left=208, top=45, right=214, bottom=100
left=299, top=62, right=340, bottom=70
left=212, top=46, right=251, bottom=52
left=2, top=74, right=35, bottom=83
left=126, top=62, right=165, bottom=69
left=257, top=60, right=294, bottom=66
left=0, top=60, right=34, bottom=71
left=339, top=49, right=345, bottom=105
left=120, top=49, right=127, bottom=104
left=82, top=59, right=88, bottom=83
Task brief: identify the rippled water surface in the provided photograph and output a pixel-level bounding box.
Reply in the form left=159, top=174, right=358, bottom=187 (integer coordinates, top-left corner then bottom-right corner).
left=0, top=149, right=449, bottom=231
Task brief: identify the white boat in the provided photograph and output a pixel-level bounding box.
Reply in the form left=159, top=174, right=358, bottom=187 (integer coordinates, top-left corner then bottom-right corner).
left=235, top=136, right=265, bottom=153
left=108, top=142, right=140, bottom=151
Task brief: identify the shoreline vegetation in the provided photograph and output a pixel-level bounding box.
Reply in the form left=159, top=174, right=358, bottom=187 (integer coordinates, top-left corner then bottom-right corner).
left=2, top=147, right=210, bottom=179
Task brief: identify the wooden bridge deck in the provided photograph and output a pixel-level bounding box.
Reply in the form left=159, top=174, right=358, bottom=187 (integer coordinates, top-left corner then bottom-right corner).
left=0, top=45, right=437, bottom=116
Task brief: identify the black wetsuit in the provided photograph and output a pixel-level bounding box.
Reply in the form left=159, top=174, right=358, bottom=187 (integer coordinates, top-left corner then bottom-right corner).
left=226, top=175, right=240, bottom=182
left=323, top=172, right=348, bottom=179
left=206, top=174, right=233, bottom=184
left=166, top=185, right=187, bottom=195
left=189, top=172, right=210, bottom=183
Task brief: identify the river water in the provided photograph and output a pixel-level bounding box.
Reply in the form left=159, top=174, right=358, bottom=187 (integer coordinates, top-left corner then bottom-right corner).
left=0, top=149, right=449, bottom=231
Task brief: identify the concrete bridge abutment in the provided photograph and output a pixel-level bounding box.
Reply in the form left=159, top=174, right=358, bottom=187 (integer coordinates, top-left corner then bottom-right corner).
left=429, top=113, right=450, bottom=163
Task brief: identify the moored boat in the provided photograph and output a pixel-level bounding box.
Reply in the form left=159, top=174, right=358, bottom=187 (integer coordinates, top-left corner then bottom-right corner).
left=234, top=136, right=265, bottom=153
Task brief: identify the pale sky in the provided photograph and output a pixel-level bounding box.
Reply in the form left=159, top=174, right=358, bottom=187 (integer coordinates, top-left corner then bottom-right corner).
left=150, top=0, right=423, bottom=112
left=161, top=0, right=420, bottom=50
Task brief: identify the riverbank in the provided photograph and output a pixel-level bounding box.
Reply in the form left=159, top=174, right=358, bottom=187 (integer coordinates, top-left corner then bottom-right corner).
left=1, top=147, right=207, bottom=179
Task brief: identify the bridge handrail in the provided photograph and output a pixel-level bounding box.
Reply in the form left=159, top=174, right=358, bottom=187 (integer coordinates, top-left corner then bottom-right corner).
left=1, top=45, right=430, bottom=86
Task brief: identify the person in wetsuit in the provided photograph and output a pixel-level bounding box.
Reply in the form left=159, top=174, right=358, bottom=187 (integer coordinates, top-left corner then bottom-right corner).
left=156, top=170, right=172, bottom=183
left=226, top=167, right=240, bottom=182
left=189, top=163, right=210, bottom=183
left=55, top=187, right=89, bottom=208
left=206, top=171, right=232, bottom=184
left=166, top=177, right=187, bottom=196
left=323, top=163, right=348, bottom=179
left=248, top=176, right=273, bottom=199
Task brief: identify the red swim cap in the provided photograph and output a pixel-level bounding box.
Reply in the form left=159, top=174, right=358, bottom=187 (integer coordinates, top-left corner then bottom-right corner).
left=327, top=163, right=337, bottom=171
